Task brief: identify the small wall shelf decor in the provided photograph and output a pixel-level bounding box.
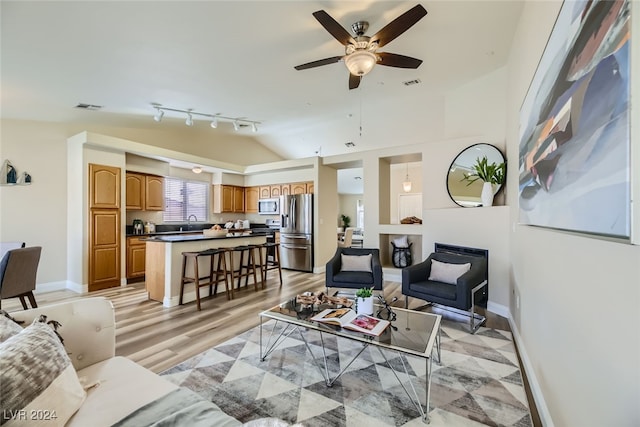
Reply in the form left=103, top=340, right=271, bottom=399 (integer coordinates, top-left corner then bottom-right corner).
left=1, top=160, right=32, bottom=186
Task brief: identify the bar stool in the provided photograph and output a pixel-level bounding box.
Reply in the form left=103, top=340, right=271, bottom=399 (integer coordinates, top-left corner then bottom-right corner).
left=226, top=245, right=260, bottom=292
left=209, top=248, right=232, bottom=300
left=257, top=242, right=283, bottom=288
left=179, top=249, right=216, bottom=311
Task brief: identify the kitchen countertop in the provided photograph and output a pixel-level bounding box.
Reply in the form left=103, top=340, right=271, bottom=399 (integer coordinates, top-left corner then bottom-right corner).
left=142, top=231, right=270, bottom=243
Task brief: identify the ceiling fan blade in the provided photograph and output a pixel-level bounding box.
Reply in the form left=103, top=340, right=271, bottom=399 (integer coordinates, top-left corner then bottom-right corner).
left=376, top=52, right=423, bottom=69
left=349, top=74, right=361, bottom=90
left=294, top=56, right=343, bottom=70
left=312, top=10, right=356, bottom=46
left=370, top=4, right=427, bottom=48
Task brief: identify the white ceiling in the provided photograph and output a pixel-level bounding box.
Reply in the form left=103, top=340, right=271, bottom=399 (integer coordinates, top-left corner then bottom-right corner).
left=1, top=1, right=523, bottom=161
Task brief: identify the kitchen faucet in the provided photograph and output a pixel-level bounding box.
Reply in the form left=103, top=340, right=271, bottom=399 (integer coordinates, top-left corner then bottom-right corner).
left=187, top=214, right=197, bottom=230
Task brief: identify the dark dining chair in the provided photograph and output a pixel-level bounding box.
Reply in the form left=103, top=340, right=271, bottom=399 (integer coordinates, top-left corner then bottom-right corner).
left=0, top=246, right=42, bottom=310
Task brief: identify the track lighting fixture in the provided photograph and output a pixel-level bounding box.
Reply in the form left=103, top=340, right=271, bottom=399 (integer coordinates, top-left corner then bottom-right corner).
left=153, top=108, right=164, bottom=122
left=150, top=104, right=260, bottom=131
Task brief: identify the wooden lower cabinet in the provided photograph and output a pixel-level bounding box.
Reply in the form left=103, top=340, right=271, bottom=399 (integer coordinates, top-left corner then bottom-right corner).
left=126, top=237, right=146, bottom=281
left=89, top=209, right=120, bottom=291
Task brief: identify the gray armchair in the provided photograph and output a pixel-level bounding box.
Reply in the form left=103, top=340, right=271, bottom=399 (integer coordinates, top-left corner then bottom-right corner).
left=402, top=251, right=487, bottom=333
left=325, top=247, right=383, bottom=294
left=0, top=246, right=42, bottom=310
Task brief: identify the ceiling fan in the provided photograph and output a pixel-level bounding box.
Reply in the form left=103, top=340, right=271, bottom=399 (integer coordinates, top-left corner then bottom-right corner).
left=294, top=4, right=427, bottom=90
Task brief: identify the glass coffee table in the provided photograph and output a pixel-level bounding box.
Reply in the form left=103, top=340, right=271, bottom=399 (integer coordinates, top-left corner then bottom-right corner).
left=259, top=297, right=441, bottom=423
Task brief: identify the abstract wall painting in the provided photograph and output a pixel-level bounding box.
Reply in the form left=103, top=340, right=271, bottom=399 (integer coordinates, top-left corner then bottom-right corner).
left=518, top=0, right=631, bottom=238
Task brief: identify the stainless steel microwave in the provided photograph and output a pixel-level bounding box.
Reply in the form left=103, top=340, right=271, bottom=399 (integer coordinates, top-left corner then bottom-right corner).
left=258, top=198, right=280, bottom=215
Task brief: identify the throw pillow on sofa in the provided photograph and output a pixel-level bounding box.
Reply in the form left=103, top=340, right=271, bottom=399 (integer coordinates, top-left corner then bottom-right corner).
left=340, top=254, right=372, bottom=272
left=428, top=259, right=471, bottom=285
left=0, top=313, right=23, bottom=343
left=0, top=320, right=85, bottom=427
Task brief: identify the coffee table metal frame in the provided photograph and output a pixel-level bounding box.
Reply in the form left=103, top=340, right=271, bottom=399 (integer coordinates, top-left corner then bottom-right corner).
left=259, top=300, right=441, bottom=423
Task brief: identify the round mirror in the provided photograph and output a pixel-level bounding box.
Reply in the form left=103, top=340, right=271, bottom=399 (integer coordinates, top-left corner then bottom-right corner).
left=447, top=143, right=506, bottom=207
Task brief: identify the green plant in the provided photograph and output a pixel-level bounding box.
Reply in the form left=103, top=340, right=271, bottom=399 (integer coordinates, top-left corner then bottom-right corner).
left=461, top=156, right=506, bottom=186
left=355, top=287, right=374, bottom=298
left=340, top=214, right=351, bottom=228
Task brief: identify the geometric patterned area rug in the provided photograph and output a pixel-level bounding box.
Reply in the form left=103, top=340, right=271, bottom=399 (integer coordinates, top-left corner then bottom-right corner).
left=160, top=319, right=532, bottom=426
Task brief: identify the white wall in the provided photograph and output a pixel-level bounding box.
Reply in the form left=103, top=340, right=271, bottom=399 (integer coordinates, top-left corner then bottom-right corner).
left=507, top=1, right=640, bottom=425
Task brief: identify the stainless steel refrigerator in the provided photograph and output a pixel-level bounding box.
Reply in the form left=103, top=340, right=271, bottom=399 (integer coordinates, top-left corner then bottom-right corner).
left=279, top=194, right=313, bottom=272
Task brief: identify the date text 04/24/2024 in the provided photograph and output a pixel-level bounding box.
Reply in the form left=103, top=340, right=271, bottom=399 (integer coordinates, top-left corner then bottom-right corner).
left=2, top=410, right=58, bottom=422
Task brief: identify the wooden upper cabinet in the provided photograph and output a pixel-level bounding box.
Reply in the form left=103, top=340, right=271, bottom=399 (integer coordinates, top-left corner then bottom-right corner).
left=259, top=186, right=271, bottom=199
left=280, top=184, right=291, bottom=196
left=270, top=185, right=282, bottom=197
left=213, top=184, right=243, bottom=213
left=233, top=186, right=245, bottom=213
left=306, top=181, right=314, bottom=194
left=126, top=172, right=163, bottom=211
left=90, top=164, right=120, bottom=209
left=291, top=183, right=306, bottom=195
left=245, top=186, right=259, bottom=213
left=126, top=173, right=144, bottom=210
left=145, top=175, right=164, bottom=210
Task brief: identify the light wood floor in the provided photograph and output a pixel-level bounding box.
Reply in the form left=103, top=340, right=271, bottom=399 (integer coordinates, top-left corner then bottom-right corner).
left=3, top=270, right=540, bottom=425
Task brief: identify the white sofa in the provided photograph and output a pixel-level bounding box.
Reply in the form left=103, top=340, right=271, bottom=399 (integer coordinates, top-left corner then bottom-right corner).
left=7, top=297, right=241, bottom=427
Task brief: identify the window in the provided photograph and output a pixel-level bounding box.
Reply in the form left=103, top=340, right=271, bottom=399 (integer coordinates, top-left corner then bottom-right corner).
left=163, top=177, right=208, bottom=222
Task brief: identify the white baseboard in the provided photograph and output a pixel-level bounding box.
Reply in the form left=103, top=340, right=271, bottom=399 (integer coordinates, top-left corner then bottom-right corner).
left=508, top=314, right=554, bottom=427
left=487, top=301, right=509, bottom=318
left=35, top=280, right=85, bottom=294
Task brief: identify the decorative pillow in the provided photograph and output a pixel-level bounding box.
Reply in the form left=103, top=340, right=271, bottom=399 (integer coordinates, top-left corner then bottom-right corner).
left=392, top=235, right=409, bottom=248
left=341, top=254, right=372, bottom=272
left=0, top=313, right=23, bottom=343
left=428, top=259, right=471, bottom=285
left=0, top=320, right=85, bottom=426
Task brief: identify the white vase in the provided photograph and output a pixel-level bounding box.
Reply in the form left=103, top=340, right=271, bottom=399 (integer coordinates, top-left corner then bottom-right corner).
left=356, top=296, right=374, bottom=315
left=481, top=181, right=494, bottom=207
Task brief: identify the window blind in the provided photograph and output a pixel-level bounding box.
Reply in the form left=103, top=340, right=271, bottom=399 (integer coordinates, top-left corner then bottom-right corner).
left=163, top=177, right=208, bottom=222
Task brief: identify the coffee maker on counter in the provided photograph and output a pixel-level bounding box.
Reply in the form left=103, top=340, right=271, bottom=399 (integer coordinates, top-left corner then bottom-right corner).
left=132, top=219, right=144, bottom=235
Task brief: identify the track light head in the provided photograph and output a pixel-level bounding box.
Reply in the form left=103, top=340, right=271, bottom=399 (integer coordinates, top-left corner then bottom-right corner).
left=233, top=120, right=239, bottom=131
left=210, top=117, right=218, bottom=128
left=185, top=113, right=193, bottom=126
left=252, top=123, right=258, bottom=133
left=153, top=109, right=164, bottom=122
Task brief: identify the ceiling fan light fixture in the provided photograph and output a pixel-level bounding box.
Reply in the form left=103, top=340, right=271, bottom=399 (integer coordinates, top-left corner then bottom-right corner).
left=252, top=123, right=258, bottom=133
left=233, top=120, right=239, bottom=131
left=210, top=117, right=218, bottom=128
left=185, top=113, right=193, bottom=126
left=345, top=50, right=377, bottom=76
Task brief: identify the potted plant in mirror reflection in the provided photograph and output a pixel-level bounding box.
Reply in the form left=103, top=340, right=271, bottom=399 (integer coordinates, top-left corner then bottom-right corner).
left=461, top=156, right=506, bottom=207
left=355, top=287, right=374, bottom=315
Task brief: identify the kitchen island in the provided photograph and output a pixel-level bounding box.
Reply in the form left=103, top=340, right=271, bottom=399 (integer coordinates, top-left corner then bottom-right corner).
left=144, top=232, right=267, bottom=307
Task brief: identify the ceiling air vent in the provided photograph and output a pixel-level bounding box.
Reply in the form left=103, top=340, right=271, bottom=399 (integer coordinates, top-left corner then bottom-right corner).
left=75, top=103, right=103, bottom=110
left=402, top=79, right=422, bottom=86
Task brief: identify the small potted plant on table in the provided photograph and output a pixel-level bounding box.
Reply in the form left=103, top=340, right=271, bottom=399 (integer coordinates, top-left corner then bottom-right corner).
left=355, top=287, right=374, bottom=315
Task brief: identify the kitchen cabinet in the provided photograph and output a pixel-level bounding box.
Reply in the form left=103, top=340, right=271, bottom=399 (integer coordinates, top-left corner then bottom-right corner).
left=213, top=184, right=245, bottom=213
left=126, top=236, right=146, bottom=280
left=126, top=172, right=164, bottom=211
left=245, top=186, right=259, bottom=213
left=306, top=182, right=314, bottom=194
left=90, top=164, right=120, bottom=209
left=291, top=183, right=306, bottom=195
left=259, top=186, right=271, bottom=199
left=145, top=175, right=164, bottom=210
left=270, top=185, right=282, bottom=197
left=89, top=164, right=121, bottom=291
left=280, top=184, right=290, bottom=196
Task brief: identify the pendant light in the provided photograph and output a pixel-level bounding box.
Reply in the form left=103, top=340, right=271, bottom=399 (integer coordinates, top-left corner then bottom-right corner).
left=402, top=163, right=412, bottom=192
